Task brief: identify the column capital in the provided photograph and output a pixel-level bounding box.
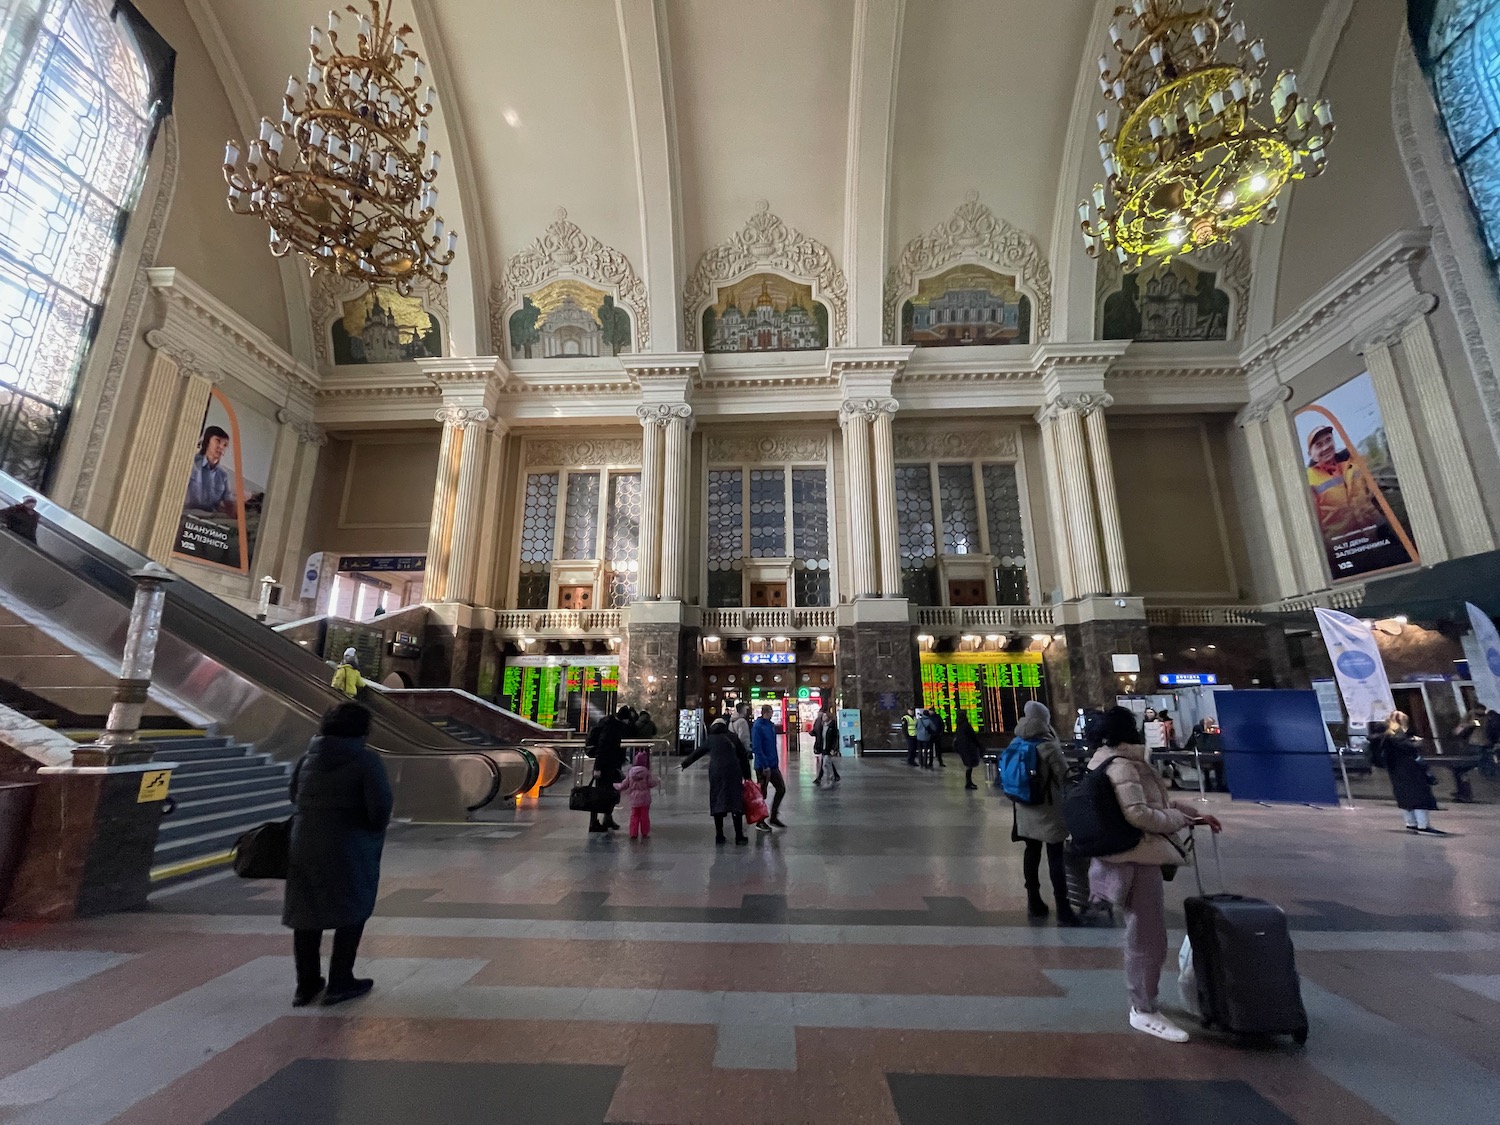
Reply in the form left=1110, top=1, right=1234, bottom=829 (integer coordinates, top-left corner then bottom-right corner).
left=839, top=396, right=899, bottom=426
left=143, top=329, right=218, bottom=383
left=636, top=402, right=693, bottom=429
left=1035, top=341, right=1128, bottom=395
left=1234, top=384, right=1292, bottom=429
left=435, top=404, right=492, bottom=430
left=1351, top=292, right=1439, bottom=357
left=418, top=357, right=508, bottom=417
left=276, top=407, right=328, bottom=446
left=826, top=345, right=913, bottom=384
left=1048, top=391, right=1114, bottom=417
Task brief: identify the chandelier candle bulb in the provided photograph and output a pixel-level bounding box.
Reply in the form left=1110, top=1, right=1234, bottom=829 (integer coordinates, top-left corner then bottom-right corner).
left=1109, top=22, right=1123, bottom=45
left=327, top=8, right=338, bottom=29
left=223, top=140, right=239, bottom=166
left=358, top=14, right=371, bottom=38
left=1314, top=100, right=1333, bottom=126
left=1229, top=77, right=1246, bottom=102
left=1112, top=78, right=1125, bottom=100
left=1193, top=23, right=1209, bottom=46
left=1150, top=41, right=1164, bottom=66
left=446, top=229, right=457, bottom=253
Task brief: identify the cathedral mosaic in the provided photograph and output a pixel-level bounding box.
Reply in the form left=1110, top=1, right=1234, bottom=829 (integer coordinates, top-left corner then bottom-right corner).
left=329, top=286, right=443, bottom=365
left=508, top=278, right=633, bottom=360
left=1098, top=260, right=1231, bottom=343
left=701, top=273, right=829, bottom=354
left=899, top=264, right=1032, bottom=347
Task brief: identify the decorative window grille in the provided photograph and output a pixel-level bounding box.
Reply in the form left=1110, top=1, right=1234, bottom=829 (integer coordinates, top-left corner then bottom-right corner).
left=604, top=472, right=642, bottom=607
left=982, top=462, right=1030, bottom=605
left=938, top=464, right=980, bottom=555
left=791, top=468, right=831, bottom=607
left=0, top=0, right=164, bottom=486
left=517, top=472, right=558, bottom=609
left=1427, top=1, right=1500, bottom=260
left=747, top=468, right=786, bottom=557
left=705, top=468, right=743, bottom=607
left=561, top=471, right=600, bottom=559
left=894, top=464, right=938, bottom=604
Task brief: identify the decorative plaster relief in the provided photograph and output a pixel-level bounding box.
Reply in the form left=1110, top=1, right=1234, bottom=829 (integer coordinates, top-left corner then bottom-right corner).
left=706, top=434, right=829, bottom=464
left=884, top=193, right=1053, bottom=344
left=524, top=436, right=643, bottom=468
left=683, top=201, right=849, bottom=349
left=492, top=209, right=650, bottom=354
left=893, top=429, right=1018, bottom=460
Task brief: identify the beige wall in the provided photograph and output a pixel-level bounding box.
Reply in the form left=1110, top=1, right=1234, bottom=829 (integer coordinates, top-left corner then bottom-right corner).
left=1109, top=416, right=1247, bottom=601
left=1274, top=0, right=1421, bottom=321
left=134, top=0, right=291, bottom=348
left=303, top=430, right=440, bottom=557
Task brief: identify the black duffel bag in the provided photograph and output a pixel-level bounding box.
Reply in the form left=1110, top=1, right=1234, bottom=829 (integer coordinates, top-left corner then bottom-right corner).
left=568, top=783, right=616, bottom=813
left=1062, top=755, right=1144, bottom=858
left=232, top=818, right=291, bottom=879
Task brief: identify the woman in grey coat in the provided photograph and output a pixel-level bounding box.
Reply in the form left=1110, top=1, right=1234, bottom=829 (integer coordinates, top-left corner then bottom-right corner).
left=681, top=717, right=752, bottom=844
left=282, top=702, right=392, bottom=1007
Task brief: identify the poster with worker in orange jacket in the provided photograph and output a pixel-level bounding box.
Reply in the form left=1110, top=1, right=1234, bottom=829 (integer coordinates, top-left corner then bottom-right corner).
left=1294, top=372, right=1419, bottom=581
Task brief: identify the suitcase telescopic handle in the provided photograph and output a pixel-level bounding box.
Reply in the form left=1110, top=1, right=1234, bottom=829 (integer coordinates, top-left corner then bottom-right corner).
left=1190, top=825, right=1227, bottom=897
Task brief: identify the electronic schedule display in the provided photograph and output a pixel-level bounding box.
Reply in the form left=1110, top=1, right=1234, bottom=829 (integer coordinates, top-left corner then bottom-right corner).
left=499, top=659, right=620, bottom=732
left=919, top=651, right=1047, bottom=736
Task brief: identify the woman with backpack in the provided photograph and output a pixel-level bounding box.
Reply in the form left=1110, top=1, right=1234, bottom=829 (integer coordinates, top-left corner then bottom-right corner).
left=1003, top=702, right=1078, bottom=925
left=1087, top=706, right=1219, bottom=1043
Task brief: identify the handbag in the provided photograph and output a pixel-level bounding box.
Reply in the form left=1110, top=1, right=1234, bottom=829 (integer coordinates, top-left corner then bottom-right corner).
left=569, top=784, right=613, bottom=813
left=232, top=818, right=291, bottom=879
left=743, top=778, right=770, bottom=825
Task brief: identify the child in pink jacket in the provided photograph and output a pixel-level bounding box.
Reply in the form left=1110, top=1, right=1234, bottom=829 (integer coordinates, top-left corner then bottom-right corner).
left=614, top=750, right=661, bottom=839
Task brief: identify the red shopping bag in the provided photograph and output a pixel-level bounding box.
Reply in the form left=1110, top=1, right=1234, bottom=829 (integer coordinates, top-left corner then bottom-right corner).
left=743, top=778, right=769, bottom=825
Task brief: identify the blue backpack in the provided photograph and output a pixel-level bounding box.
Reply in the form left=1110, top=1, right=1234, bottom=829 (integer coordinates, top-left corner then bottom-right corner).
left=998, top=736, right=1044, bottom=805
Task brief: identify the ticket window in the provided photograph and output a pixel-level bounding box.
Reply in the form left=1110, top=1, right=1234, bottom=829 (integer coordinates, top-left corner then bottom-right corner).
left=948, top=578, right=988, bottom=606
left=558, top=585, right=594, bottom=611
left=750, top=582, right=787, bottom=608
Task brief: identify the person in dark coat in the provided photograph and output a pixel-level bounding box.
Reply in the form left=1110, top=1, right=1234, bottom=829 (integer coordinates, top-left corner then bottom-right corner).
left=282, top=702, right=392, bottom=1007
left=953, top=713, right=983, bottom=789
left=681, top=717, right=752, bottom=844
left=587, top=707, right=630, bottom=833
left=1370, top=710, right=1441, bottom=834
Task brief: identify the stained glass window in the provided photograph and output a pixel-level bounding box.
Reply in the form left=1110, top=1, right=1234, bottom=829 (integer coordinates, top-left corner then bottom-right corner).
left=0, top=0, right=160, bottom=486
left=938, top=464, right=980, bottom=555
left=561, top=471, right=600, bottom=559
left=791, top=468, right=831, bottom=607
left=604, top=472, right=642, bottom=608
left=982, top=463, right=1030, bottom=605
left=1428, top=0, right=1500, bottom=260
left=895, top=464, right=939, bottom=603
left=747, top=468, right=786, bottom=558
left=706, top=468, right=743, bottom=607
left=517, top=472, right=558, bottom=609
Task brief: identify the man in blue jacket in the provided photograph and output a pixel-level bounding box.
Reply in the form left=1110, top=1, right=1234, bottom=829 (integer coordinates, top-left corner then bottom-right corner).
left=751, top=704, right=787, bottom=831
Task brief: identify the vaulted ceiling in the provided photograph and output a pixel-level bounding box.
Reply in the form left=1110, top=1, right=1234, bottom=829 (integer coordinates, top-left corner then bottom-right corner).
left=191, top=0, right=1340, bottom=356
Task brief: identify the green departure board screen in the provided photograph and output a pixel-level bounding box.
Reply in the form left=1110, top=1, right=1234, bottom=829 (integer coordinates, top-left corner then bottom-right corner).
left=499, top=662, right=620, bottom=732
left=920, top=652, right=1046, bottom=735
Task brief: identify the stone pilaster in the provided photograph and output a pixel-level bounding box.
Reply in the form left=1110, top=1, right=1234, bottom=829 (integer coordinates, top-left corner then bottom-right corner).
left=1035, top=407, right=1077, bottom=601
left=839, top=402, right=879, bottom=598
left=108, top=346, right=181, bottom=551
left=1050, top=395, right=1108, bottom=597
left=425, top=405, right=492, bottom=604
left=1264, top=395, right=1331, bottom=592
left=1081, top=398, right=1130, bottom=595
left=1235, top=387, right=1299, bottom=600
left=146, top=367, right=217, bottom=564
left=1059, top=617, right=1155, bottom=712
left=870, top=401, right=902, bottom=596
left=654, top=404, right=694, bottom=601
left=835, top=614, right=918, bottom=753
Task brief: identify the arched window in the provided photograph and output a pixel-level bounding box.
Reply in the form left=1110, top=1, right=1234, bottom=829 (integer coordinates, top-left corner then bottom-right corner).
left=1418, top=1, right=1500, bottom=263
left=0, top=0, right=167, bottom=487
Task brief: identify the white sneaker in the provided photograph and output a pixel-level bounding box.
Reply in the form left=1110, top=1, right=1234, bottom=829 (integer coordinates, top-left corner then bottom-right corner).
left=1130, top=1009, right=1190, bottom=1043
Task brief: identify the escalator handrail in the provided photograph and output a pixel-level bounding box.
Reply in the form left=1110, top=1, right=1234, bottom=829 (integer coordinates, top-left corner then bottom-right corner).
left=0, top=472, right=523, bottom=803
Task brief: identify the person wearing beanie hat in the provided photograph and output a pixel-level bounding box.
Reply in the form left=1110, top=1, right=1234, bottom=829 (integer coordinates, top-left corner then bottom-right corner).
left=1007, top=700, right=1078, bottom=926
left=331, top=648, right=366, bottom=698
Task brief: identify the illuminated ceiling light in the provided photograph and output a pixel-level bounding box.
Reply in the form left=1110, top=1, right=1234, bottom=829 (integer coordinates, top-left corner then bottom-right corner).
left=748, top=636, right=765, bottom=643
left=1393, top=615, right=1409, bottom=626
left=773, top=636, right=789, bottom=643
left=1079, top=0, right=1334, bottom=266
left=704, top=635, right=720, bottom=644
left=817, top=635, right=834, bottom=644
left=224, top=1, right=457, bottom=290
left=985, top=634, right=1002, bottom=642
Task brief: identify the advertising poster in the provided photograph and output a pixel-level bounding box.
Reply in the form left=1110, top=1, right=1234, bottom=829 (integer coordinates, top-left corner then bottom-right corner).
left=1314, top=608, right=1396, bottom=730
left=1294, top=373, right=1419, bottom=580
left=1465, top=602, right=1500, bottom=712
left=172, top=389, right=274, bottom=573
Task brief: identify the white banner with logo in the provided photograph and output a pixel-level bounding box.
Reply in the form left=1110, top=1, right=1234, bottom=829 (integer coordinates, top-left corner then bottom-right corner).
left=1465, top=602, right=1500, bottom=711
left=1314, top=608, right=1395, bottom=729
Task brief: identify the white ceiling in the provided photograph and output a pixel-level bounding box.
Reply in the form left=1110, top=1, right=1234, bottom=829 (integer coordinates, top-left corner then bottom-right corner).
left=192, top=0, right=1342, bottom=355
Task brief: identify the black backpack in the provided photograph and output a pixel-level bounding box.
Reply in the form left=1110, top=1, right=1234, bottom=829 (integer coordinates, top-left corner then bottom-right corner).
left=1062, top=756, right=1144, bottom=858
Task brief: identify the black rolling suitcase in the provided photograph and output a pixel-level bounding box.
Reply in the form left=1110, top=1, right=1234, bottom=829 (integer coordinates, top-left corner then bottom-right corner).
left=1183, top=831, right=1309, bottom=1045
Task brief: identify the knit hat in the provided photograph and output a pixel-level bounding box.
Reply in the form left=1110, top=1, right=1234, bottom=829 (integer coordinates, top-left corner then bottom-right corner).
left=342, top=647, right=358, bottom=664
left=634, top=750, right=650, bottom=768
left=1015, top=700, right=1056, bottom=741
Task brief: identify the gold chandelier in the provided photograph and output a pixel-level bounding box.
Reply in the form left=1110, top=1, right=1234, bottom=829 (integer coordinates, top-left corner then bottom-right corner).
left=222, top=1, right=455, bottom=290
left=1079, top=0, right=1333, bottom=266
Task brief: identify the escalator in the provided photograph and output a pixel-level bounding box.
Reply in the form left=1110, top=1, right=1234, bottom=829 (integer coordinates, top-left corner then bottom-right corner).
left=0, top=470, right=537, bottom=824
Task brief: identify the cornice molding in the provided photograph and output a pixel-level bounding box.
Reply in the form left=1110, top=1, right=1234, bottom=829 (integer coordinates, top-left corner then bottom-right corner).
left=683, top=201, right=849, bottom=349
left=492, top=208, right=650, bottom=354
left=884, top=192, right=1054, bottom=343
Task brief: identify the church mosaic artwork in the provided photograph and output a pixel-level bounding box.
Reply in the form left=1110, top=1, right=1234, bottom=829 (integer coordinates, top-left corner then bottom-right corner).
left=1098, top=261, right=1232, bottom=343
left=329, top=286, right=443, bottom=365
left=702, top=273, right=829, bottom=354
left=508, top=278, right=633, bottom=360
left=900, top=264, right=1032, bottom=347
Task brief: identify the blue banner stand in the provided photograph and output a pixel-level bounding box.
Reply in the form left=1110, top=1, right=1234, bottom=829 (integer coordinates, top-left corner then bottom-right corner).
left=1215, top=690, right=1340, bottom=806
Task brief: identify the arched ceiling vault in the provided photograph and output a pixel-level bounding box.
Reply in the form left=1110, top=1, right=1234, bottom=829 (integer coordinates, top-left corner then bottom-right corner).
left=194, top=0, right=1356, bottom=358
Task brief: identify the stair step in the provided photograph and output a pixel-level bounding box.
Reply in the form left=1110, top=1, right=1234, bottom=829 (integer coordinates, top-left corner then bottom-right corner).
left=148, top=744, right=250, bottom=763
left=170, top=787, right=291, bottom=820
left=171, top=774, right=290, bottom=803
left=156, top=800, right=293, bottom=845
left=144, top=735, right=230, bottom=751
left=152, top=822, right=287, bottom=867
left=166, top=761, right=283, bottom=784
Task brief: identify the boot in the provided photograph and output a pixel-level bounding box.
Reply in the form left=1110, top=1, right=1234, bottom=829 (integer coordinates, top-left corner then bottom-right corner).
left=1055, top=900, right=1082, bottom=927
left=1026, top=888, right=1049, bottom=919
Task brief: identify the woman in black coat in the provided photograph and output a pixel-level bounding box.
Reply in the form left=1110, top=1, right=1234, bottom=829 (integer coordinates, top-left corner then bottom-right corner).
left=681, top=718, right=752, bottom=845
left=1370, top=710, right=1439, bottom=834
left=953, top=713, right=983, bottom=790
left=282, top=702, right=393, bottom=1006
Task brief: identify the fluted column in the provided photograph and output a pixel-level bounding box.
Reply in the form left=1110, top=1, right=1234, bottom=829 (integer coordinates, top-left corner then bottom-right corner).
left=1081, top=397, right=1129, bottom=595
left=1035, top=407, right=1076, bottom=601
left=839, top=402, right=878, bottom=597
left=1398, top=304, right=1496, bottom=555
left=146, top=369, right=217, bottom=564
left=659, top=405, right=693, bottom=600
left=279, top=421, right=327, bottom=609
left=425, top=405, right=491, bottom=603
left=109, top=347, right=181, bottom=550
left=1265, top=398, right=1332, bottom=591
left=870, top=399, right=901, bottom=596
left=1358, top=329, right=1447, bottom=563
left=1235, top=389, right=1299, bottom=599
left=1052, top=395, right=1106, bottom=597
left=636, top=405, right=665, bottom=600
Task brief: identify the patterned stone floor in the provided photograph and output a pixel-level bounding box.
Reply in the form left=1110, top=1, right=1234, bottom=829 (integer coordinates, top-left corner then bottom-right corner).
left=2, top=751, right=1499, bottom=1124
